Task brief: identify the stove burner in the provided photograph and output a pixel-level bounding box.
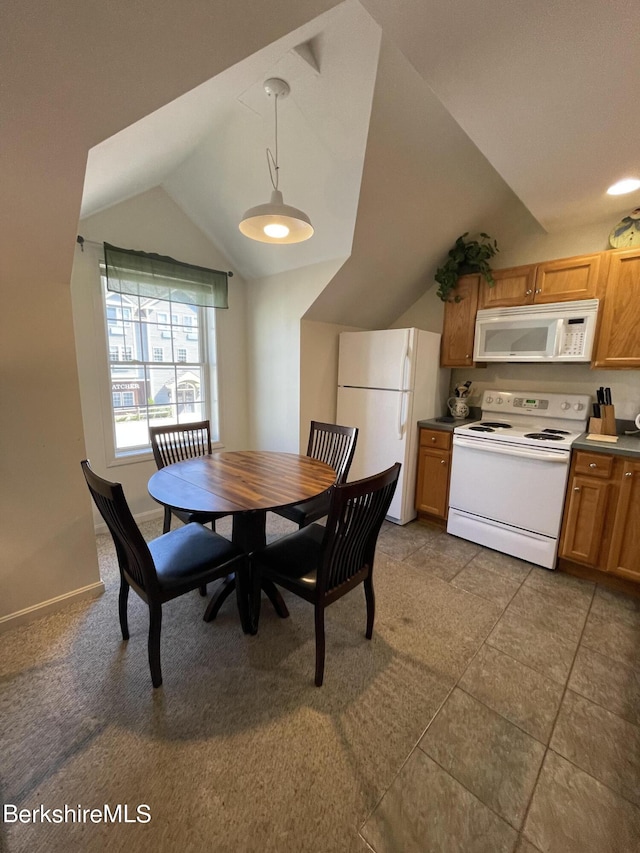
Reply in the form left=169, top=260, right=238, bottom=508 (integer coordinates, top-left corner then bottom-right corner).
left=542, top=429, right=570, bottom=435
left=524, top=432, right=564, bottom=441
left=480, top=421, right=512, bottom=428
left=469, top=425, right=495, bottom=432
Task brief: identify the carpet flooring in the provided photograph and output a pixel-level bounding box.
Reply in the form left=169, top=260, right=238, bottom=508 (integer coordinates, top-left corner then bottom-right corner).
left=1, top=515, right=639, bottom=852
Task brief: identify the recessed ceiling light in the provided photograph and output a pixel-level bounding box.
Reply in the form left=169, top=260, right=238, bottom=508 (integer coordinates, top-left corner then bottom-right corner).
left=607, top=178, right=640, bottom=196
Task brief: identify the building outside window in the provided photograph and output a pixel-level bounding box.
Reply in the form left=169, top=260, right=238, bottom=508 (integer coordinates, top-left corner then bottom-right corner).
left=102, top=281, right=217, bottom=456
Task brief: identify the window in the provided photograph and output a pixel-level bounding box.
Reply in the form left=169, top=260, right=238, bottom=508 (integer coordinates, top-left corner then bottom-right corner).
left=102, top=283, right=217, bottom=456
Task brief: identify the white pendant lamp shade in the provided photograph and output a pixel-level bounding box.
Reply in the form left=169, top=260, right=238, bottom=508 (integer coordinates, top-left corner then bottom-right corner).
left=239, top=78, right=314, bottom=244
left=239, top=190, right=314, bottom=243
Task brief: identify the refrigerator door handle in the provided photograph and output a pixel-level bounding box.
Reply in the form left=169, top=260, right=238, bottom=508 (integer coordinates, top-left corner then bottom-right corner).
left=397, top=392, right=405, bottom=439
left=399, top=329, right=410, bottom=389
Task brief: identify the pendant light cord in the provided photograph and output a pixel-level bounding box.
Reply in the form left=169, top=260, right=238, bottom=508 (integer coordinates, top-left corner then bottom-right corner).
left=266, top=93, right=280, bottom=192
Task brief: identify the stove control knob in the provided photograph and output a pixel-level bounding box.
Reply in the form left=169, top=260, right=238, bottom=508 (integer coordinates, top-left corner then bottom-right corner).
left=496, top=397, right=503, bottom=404
left=574, top=402, right=585, bottom=411
left=485, top=396, right=493, bottom=404
left=561, top=402, right=570, bottom=410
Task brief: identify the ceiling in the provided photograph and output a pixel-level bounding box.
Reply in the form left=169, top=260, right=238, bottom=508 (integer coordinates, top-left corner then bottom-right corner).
left=81, top=0, right=640, bottom=281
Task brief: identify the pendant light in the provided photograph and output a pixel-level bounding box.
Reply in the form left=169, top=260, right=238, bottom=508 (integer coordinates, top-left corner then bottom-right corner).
left=239, top=78, right=314, bottom=244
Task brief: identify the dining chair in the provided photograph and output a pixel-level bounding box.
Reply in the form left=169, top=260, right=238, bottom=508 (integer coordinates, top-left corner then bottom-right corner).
left=252, top=462, right=401, bottom=686
left=81, top=459, right=250, bottom=688
left=149, top=420, right=229, bottom=597
left=273, top=421, right=358, bottom=528
left=149, top=420, right=228, bottom=534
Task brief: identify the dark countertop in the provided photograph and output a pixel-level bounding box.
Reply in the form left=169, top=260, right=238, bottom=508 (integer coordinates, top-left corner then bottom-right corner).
left=418, top=418, right=640, bottom=457
left=572, top=432, right=640, bottom=459
left=418, top=417, right=479, bottom=433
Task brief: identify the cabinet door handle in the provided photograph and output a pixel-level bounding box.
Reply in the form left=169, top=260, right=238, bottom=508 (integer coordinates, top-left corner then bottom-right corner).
left=625, top=471, right=632, bottom=477
left=440, top=459, right=446, bottom=465
left=573, top=486, right=580, bottom=491
left=535, top=288, right=542, bottom=293
left=589, top=463, right=597, bottom=468
left=431, top=436, right=436, bottom=442
left=526, top=289, right=532, bottom=295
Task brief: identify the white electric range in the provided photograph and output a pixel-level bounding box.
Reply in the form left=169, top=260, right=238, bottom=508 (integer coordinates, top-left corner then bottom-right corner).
left=447, top=390, right=591, bottom=569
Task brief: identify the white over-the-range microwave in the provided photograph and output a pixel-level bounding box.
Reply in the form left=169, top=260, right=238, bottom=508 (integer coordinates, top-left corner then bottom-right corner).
left=473, top=299, right=599, bottom=362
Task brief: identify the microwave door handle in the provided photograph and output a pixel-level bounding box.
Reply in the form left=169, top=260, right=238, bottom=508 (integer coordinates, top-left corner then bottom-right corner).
left=552, top=319, right=564, bottom=357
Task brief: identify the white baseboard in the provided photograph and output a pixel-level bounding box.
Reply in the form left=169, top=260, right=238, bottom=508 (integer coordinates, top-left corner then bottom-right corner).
left=94, top=506, right=164, bottom=535
left=0, top=580, right=106, bottom=635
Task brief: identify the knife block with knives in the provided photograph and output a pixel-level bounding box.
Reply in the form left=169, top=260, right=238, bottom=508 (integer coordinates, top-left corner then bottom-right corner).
left=589, top=387, right=617, bottom=436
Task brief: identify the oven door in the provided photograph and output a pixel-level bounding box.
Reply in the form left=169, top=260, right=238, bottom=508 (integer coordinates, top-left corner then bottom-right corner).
left=448, top=435, right=570, bottom=537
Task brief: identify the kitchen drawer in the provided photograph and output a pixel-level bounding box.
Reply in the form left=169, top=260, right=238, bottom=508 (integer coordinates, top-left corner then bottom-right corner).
left=420, top=429, right=452, bottom=451
left=573, top=451, right=614, bottom=479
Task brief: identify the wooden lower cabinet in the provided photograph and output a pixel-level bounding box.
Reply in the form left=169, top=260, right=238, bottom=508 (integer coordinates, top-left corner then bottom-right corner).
left=560, top=475, right=609, bottom=566
left=415, top=428, right=452, bottom=521
left=559, top=451, right=640, bottom=583
left=606, top=459, right=640, bottom=581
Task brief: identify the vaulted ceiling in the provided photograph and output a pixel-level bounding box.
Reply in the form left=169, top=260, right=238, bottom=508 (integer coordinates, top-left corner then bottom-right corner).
left=80, top=0, right=640, bottom=319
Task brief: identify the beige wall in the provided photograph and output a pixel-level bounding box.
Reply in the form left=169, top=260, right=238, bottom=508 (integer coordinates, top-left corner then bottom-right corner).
left=299, top=320, right=364, bottom=448
left=391, top=286, right=444, bottom=334
left=0, top=0, right=337, bottom=627
left=247, top=259, right=347, bottom=453
left=71, top=187, right=250, bottom=520
left=398, top=216, right=640, bottom=420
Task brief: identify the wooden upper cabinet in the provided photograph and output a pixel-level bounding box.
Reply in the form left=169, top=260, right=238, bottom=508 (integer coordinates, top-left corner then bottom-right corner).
left=593, top=247, right=640, bottom=368
left=478, top=255, right=599, bottom=311
left=478, top=265, right=537, bottom=309
left=533, top=253, right=601, bottom=303
left=440, top=274, right=480, bottom=367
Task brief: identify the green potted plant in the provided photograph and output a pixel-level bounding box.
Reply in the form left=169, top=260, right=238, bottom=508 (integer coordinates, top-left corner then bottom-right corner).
left=435, top=232, right=499, bottom=302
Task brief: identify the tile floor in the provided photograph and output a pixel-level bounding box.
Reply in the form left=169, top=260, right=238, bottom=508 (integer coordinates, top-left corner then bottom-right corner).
left=361, top=520, right=640, bottom=853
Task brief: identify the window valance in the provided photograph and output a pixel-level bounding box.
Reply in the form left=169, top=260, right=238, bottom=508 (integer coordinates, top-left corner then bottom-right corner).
left=104, top=243, right=229, bottom=309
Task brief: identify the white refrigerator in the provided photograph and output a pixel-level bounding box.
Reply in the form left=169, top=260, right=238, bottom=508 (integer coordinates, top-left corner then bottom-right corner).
left=336, top=328, right=449, bottom=525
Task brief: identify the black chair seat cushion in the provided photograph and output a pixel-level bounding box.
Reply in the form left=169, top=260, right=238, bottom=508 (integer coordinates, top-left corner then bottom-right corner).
left=172, top=508, right=226, bottom=527
left=253, top=523, right=325, bottom=591
left=149, top=523, right=240, bottom=592
left=276, top=492, right=330, bottom=527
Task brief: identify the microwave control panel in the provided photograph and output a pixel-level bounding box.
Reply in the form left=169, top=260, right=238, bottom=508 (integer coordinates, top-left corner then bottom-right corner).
left=560, top=318, right=587, bottom=357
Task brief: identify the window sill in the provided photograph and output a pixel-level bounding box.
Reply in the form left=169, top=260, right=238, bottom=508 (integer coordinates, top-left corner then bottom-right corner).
left=106, top=449, right=155, bottom=468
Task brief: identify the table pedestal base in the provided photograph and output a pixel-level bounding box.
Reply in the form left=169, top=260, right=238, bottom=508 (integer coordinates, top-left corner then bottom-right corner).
left=202, top=509, right=289, bottom=631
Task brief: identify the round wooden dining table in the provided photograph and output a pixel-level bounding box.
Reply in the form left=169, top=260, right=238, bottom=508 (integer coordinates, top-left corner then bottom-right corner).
left=148, top=450, right=337, bottom=631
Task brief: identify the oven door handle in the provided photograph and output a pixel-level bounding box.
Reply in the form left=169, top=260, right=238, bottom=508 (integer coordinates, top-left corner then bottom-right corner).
left=453, top=436, right=569, bottom=462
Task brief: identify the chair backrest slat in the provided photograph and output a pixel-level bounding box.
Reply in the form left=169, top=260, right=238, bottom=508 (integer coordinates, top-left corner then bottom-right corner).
left=81, top=460, right=159, bottom=594
left=149, top=420, right=212, bottom=470
left=320, top=463, right=400, bottom=593
left=306, top=421, right=358, bottom=484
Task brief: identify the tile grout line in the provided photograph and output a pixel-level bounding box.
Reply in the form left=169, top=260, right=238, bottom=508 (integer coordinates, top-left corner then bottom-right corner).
left=536, top=580, right=640, bottom=812
left=363, top=528, right=628, bottom=849
left=357, top=542, right=510, bottom=841
left=517, top=580, right=598, bottom=841
left=389, top=562, right=540, bottom=839
left=449, top=557, right=532, bottom=608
